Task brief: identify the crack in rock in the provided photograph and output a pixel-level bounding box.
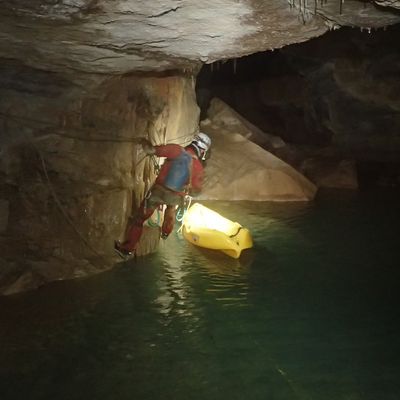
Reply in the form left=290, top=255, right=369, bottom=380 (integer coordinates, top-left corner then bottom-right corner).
left=148, top=6, right=181, bottom=19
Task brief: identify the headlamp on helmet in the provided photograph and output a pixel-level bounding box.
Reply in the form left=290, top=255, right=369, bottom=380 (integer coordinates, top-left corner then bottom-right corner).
left=191, top=132, right=211, bottom=160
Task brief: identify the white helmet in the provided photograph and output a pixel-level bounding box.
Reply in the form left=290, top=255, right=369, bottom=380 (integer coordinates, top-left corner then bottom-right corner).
left=191, top=132, right=211, bottom=160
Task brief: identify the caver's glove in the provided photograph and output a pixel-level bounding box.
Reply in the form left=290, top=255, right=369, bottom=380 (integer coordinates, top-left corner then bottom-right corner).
left=139, top=138, right=156, bottom=155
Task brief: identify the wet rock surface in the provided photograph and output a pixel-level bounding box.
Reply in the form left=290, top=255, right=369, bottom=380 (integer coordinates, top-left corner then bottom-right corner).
left=1, top=1, right=400, bottom=294
left=0, top=75, right=199, bottom=294
left=1, top=1, right=399, bottom=74
left=198, top=25, right=400, bottom=158
left=199, top=101, right=317, bottom=201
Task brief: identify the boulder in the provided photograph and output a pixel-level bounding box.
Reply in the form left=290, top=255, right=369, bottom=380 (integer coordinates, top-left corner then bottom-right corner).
left=198, top=123, right=317, bottom=201
left=300, top=158, right=359, bottom=189
left=205, top=97, right=285, bottom=150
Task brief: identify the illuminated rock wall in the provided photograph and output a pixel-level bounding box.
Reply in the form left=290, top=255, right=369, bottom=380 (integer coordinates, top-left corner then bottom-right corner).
left=0, top=73, right=199, bottom=294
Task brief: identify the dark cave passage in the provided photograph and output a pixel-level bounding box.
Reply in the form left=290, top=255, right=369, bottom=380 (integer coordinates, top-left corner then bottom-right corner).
left=196, top=25, right=400, bottom=188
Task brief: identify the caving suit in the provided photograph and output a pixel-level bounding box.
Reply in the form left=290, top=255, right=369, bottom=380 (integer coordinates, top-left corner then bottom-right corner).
left=119, top=144, right=204, bottom=252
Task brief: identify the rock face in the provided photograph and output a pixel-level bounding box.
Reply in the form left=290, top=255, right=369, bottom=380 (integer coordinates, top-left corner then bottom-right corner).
left=206, top=98, right=286, bottom=151
left=205, top=98, right=359, bottom=190
left=199, top=26, right=400, bottom=158
left=283, top=26, right=400, bottom=157
left=300, top=158, right=359, bottom=189
left=0, top=74, right=199, bottom=294
left=1, top=1, right=399, bottom=76
left=199, top=102, right=317, bottom=201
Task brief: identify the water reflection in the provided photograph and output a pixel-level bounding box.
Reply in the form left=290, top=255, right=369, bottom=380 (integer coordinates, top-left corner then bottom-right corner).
left=159, top=229, right=254, bottom=310
left=1, top=195, right=400, bottom=400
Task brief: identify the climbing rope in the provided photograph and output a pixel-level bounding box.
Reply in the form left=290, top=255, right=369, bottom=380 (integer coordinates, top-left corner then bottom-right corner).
left=176, top=195, right=192, bottom=233
left=147, top=207, right=162, bottom=228
left=29, top=129, right=194, bottom=147
left=149, top=154, right=161, bottom=174
left=3, top=113, right=112, bottom=266
left=35, top=144, right=109, bottom=266
left=4, top=112, right=197, bottom=261
left=33, top=140, right=162, bottom=262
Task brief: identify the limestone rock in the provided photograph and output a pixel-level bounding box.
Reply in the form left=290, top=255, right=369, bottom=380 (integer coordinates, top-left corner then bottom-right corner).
left=0, top=256, right=101, bottom=296
left=0, top=200, right=9, bottom=233
left=1, top=1, right=399, bottom=77
left=300, top=158, right=359, bottom=189
left=206, top=98, right=285, bottom=150
left=135, top=226, right=162, bottom=257
left=375, top=0, right=400, bottom=10
left=205, top=27, right=400, bottom=156
left=0, top=1, right=325, bottom=74
left=0, top=74, right=200, bottom=294
left=198, top=124, right=317, bottom=201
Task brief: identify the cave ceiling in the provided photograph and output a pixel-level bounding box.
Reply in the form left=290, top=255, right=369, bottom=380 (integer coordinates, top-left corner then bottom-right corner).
left=1, top=0, right=400, bottom=76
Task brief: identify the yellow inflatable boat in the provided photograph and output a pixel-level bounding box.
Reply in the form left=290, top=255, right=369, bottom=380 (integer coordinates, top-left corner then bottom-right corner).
left=181, top=203, right=253, bottom=259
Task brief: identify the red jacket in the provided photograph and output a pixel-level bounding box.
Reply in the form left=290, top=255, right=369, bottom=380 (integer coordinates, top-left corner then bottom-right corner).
left=154, top=144, right=204, bottom=195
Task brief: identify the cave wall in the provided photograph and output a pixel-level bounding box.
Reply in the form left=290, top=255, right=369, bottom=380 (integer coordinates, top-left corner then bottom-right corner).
left=0, top=70, right=200, bottom=294
left=198, top=25, right=400, bottom=159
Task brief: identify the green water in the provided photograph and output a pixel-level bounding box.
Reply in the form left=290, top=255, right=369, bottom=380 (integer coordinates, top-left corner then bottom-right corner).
left=1, top=189, right=400, bottom=400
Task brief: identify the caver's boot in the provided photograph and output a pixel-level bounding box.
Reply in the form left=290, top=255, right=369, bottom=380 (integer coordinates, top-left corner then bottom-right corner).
left=114, top=240, right=133, bottom=260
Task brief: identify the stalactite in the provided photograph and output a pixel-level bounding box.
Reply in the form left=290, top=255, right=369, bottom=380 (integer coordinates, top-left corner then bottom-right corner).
left=233, top=58, right=237, bottom=74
